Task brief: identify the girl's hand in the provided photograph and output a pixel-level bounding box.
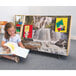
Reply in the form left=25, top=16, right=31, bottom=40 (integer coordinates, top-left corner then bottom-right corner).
left=3, top=46, right=9, bottom=49
left=18, top=42, right=25, bottom=48
left=6, top=48, right=10, bottom=53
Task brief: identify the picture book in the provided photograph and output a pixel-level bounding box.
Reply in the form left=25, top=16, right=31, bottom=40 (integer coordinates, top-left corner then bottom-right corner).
left=3, top=42, right=30, bottom=58
left=23, top=25, right=33, bottom=38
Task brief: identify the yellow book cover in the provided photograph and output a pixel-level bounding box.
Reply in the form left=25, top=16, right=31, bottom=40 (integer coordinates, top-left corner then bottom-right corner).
left=55, top=17, right=68, bottom=33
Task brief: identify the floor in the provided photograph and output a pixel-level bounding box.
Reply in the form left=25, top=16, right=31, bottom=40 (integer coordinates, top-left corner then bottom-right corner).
left=0, top=34, right=76, bottom=70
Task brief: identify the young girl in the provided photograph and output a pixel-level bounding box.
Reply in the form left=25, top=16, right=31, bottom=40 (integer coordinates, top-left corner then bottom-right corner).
left=1, top=22, right=25, bottom=63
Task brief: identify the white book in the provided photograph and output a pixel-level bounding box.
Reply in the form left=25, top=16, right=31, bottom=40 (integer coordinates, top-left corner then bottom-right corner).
left=4, top=42, right=30, bottom=58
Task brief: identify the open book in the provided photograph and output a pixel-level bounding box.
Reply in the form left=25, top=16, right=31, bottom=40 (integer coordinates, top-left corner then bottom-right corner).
left=3, top=42, right=30, bottom=58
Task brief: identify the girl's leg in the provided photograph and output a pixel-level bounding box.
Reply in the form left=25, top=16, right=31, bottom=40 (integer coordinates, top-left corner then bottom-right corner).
left=1, top=55, right=14, bottom=60
left=1, top=55, right=20, bottom=63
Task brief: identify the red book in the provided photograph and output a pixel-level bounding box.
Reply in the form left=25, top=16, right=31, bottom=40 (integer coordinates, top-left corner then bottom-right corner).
left=16, top=24, right=20, bottom=27
left=23, top=25, right=33, bottom=38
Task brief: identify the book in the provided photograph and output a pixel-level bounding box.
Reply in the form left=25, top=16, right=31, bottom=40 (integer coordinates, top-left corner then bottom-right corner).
left=3, top=42, right=30, bottom=58
left=23, top=25, right=33, bottom=38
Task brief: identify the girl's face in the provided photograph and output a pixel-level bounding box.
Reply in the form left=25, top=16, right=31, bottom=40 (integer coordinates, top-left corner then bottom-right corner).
left=7, top=26, right=16, bottom=36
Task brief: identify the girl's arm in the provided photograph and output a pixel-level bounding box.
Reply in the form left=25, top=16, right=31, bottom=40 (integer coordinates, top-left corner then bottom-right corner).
left=1, top=41, right=7, bottom=48
left=1, top=41, right=10, bottom=53
left=18, top=41, right=25, bottom=48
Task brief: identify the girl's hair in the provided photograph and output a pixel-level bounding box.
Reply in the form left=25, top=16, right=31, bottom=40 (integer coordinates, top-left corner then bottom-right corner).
left=4, top=22, right=16, bottom=40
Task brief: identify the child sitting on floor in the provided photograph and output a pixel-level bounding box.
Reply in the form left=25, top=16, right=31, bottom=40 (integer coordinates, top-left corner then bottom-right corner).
left=1, top=22, right=25, bottom=63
